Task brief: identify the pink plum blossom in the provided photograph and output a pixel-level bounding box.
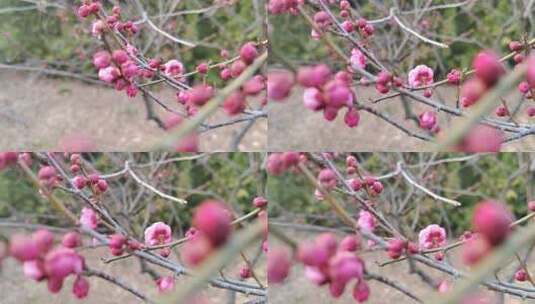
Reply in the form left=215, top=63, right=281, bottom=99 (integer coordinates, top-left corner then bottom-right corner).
left=144, top=222, right=172, bottom=246
left=408, top=65, right=434, bottom=88
left=418, top=224, right=447, bottom=250
left=164, top=59, right=184, bottom=77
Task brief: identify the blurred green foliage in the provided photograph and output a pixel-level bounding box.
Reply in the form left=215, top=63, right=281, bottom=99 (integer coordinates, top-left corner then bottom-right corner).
left=268, top=153, right=533, bottom=236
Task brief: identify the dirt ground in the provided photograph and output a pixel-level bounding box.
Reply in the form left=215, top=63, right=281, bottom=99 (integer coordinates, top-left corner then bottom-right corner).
left=0, top=230, right=266, bottom=304
left=268, top=229, right=532, bottom=304
left=0, top=71, right=267, bottom=151
left=268, top=86, right=535, bottom=152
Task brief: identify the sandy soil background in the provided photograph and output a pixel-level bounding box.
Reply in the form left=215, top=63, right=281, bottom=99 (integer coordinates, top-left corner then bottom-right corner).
left=0, top=71, right=267, bottom=151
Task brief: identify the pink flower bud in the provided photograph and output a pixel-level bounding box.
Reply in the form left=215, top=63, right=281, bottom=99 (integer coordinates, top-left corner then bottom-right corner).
left=460, top=78, right=487, bottom=107
left=472, top=200, right=513, bottom=246
left=239, top=265, right=252, bottom=279
left=109, top=234, right=126, bottom=251
left=515, top=269, right=528, bottom=282
left=495, top=105, right=509, bottom=117
left=253, top=196, right=268, bottom=208
left=9, top=234, right=40, bottom=262
left=318, top=168, right=337, bottom=190
left=112, top=50, right=129, bottom=64
left=93, top=51, right=111, bottom=69
left=314, top=11, right=332, bottom=28
left=72, top=275, right=90, bottom=299
left=220, top=68, right=232, bottom=81
left=343, top=107, right=360, bottom=128
left=266, top=153, right=285, bottom=175
left=78, top=5, right=91, bottom=18
left=230, top=60, right=247, bottom=78
left=38, top=166, right=56, bottom=181
left=192, top=200, right=232, bottom=247
left=159, top=247, right=171, bottom=258
left=472, top=50, right=504, bottom=86
left=447, top=69, right=462, bottom=85
left=352, top=280, right=370, bottom=302
left=239, top=42, right=258, bottom=65
left=458, top=125, right=503, bottom=152
left=268, top=247, right=291, bottom=283
left=44, top=247, right=85, bottom=280
left=340, top=235, right=359, bottom=252
left=96, top=179, right=108, bottom=192
left=48, top=277, right=64, bottom=293
left=243, top=75, right=265, bottom=96
left=528, top=201, right=535, bottom=212
left=196, top=62, right=209, bottom=74
left=527, top=56, right=535, bottom=88
left=419, top=111, right=437, bottom=130
left=349, top=178, right=363, bottom=191
left=282, top=152, right=300, bottom=168
left=156, top=276, right=175, bottom=292
left=462, top=236, right=491, bottom=265
left=509, top=41, right=523, bottom=52
left=180, top=235, right=213, bottom=267
left=519, top=81, right=530, bottom=94
left=72, top=175, right=87, bottom=189
left=223, top=91, right=247, bottom=116
left=62, top=232, right=82, bottom=248
left=297, top=64, right=332, bottom=88
left=189, top=85, right=214, bottom=106
left=438, top=280, right=450, bottom=293
left=329, top=251, right=364, bottom=287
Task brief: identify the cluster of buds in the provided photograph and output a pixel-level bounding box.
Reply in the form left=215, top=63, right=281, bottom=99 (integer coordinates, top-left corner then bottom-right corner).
left=297, top=233, right=370, bottom=302
left=460, top=51, right=505, bottom=107
left=298, top=65, right=360, bottom=127
left=7, top=229, right=89, bottom=299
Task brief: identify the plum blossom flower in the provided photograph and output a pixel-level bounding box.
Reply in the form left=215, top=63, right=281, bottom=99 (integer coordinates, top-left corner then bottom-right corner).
left=408, top=65, right=434, bottom=88
left=144, top=222, right=172, bottom=246
left=80, top=207, right=98, bottom=229
left=418, top=224, right=447, bottom=250
left=357, top=210, right=376, bottom=232
left=350, top=48, right=366, bottom=71
left=164, top=59, right=184, bottom=77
